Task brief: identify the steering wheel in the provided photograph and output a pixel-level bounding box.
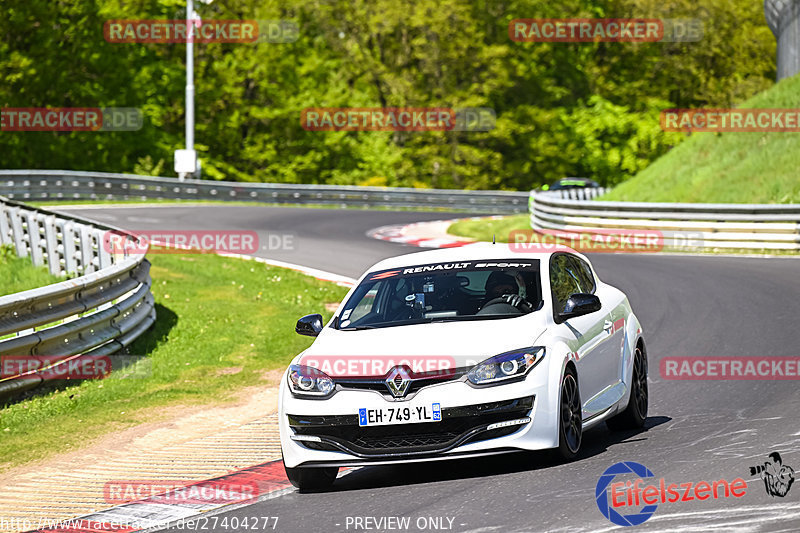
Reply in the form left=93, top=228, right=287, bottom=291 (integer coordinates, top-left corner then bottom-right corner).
left=481, top=293, right=533, bottom=313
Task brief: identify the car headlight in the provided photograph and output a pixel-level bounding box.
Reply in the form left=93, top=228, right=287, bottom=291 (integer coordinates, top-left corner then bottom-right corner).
left=467, top=347, right=545, bottom=386
left=287, top=364, right=335, bottom=397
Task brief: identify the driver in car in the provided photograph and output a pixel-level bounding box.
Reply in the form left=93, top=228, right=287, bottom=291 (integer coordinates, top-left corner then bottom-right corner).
left=484, top=271, right=529, bottom=310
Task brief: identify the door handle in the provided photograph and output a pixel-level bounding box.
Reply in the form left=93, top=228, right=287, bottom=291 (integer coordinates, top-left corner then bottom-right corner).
left=603, top=320, right=614, bottom=332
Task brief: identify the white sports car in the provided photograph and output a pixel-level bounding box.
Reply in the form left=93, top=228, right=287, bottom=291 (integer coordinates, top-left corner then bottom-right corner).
left=279, top=244, right=648, bottom=490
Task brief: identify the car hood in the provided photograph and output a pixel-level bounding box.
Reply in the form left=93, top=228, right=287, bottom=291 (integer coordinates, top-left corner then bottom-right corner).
left=296, top=313, right=549, bottom=373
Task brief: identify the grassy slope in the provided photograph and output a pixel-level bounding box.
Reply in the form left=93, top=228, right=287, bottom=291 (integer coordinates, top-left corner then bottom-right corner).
left=0, top=253, right=348, bottom=471
left=0, top=246, right=63, bottom=296
left=601, top=73, right=800, bottom=204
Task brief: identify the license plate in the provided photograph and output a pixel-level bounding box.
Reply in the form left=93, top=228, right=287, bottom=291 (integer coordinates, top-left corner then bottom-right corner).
left=358, top=403, right=442, bottom=427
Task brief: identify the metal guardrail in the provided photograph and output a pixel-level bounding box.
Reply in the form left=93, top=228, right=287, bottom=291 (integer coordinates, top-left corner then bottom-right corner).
left=0, top=197, right=155, bottom=399
left=529, top=189, right=800, bottom=250
left=0, top=170, right=530, bottom=214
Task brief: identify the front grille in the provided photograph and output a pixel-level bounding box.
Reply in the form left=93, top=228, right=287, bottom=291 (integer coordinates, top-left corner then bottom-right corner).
left=289, top=396, right=533, bottom=457
left=355, top=430, right=462, bottom=450
left=335, top=368, right=469, bottom=399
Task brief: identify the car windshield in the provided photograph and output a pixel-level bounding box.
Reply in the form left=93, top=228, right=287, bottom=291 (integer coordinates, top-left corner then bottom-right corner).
left=336, top=259, right=542, bottom=330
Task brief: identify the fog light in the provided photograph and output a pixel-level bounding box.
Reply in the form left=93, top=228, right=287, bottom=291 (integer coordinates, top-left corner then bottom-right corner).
left=486, top=417, right=531, bottom=430
left=291, top=434, right=322, bottom=442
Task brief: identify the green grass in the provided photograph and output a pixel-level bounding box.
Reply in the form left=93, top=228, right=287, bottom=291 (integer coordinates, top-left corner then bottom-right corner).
left=448, top=214, right=529, bottom=243
left=0, top=252, right=348, bottom=471
left=601, top=73, right=800, bottom=204
left=0, top=245, right=64, bottom=296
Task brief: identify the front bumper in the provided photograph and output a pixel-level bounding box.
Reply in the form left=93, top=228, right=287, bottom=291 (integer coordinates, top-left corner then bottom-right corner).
left=280, top=369, right=559, bottom=468
left=290, top=395, right=533, bottom=457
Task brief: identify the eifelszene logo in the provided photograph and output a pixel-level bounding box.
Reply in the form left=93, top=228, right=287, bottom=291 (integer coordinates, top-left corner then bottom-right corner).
left=595, top=461, right=748, bottom=527
left=596, top=462, right=658, bottom=526
left=749, top=452, right=795, bottom=497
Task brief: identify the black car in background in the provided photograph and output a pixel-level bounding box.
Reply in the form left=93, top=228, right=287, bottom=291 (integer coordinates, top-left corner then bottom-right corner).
left=542, top=177, right=600, bottom=191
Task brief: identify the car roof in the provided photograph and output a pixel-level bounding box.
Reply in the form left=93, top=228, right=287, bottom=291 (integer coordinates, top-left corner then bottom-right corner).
left=364, top=242, right=589, bottom=273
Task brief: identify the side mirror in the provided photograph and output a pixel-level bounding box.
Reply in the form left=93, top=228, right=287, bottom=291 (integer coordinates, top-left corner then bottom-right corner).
left=560, top=293, right=601, bottom=320
left=296, top=314, right=323, bottom=337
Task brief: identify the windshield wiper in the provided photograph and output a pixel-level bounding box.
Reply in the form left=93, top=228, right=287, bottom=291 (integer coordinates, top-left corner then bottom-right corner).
left=425, top=313, right=529, bottom=323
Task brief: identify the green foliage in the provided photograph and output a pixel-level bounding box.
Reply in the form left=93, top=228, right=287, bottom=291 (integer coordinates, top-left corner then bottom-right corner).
left=0, top=0, right=777, bottom=190
left=561, top=96, right=683, bottom=186
left=133, top=155, right=166, bottom=176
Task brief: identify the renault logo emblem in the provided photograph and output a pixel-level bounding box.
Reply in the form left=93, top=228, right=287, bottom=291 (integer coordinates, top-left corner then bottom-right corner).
left=385, top=366, right=412, bottom=397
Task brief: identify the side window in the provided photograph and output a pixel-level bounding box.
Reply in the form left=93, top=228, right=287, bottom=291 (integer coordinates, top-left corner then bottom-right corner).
left=550, top=254, right=581, bottom=312
left=569, top=256, right=596, bottom=294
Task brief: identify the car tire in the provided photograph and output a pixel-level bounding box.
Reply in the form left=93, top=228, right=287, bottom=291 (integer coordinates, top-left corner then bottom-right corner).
left=554, top=367, right=582, bottom=461
left=606, top=344, right=648, bottom=431
left=283, top=461, right=338, bottom=492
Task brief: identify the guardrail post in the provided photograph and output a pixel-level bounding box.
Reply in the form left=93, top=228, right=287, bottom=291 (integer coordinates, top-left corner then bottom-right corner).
left=9, top=207, right=28, bottom=257
left=77, top=224, right=95, bottom=274
left=0, top=206, right=11, bottom=246
left=24, top=211, right=45, bottom=267
left=43, top=214, right=61, bottom=276
left=0, top=206, right=9, bottom=246
left=97, top=228, right=112, bottom=268
left=797, top=222, right=800, bottom=252
left=62, top=221, right=78, bottom=276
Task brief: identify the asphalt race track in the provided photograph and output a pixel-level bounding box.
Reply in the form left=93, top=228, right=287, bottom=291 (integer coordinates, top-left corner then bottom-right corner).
left=61, top=205, right=800, bottom=532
